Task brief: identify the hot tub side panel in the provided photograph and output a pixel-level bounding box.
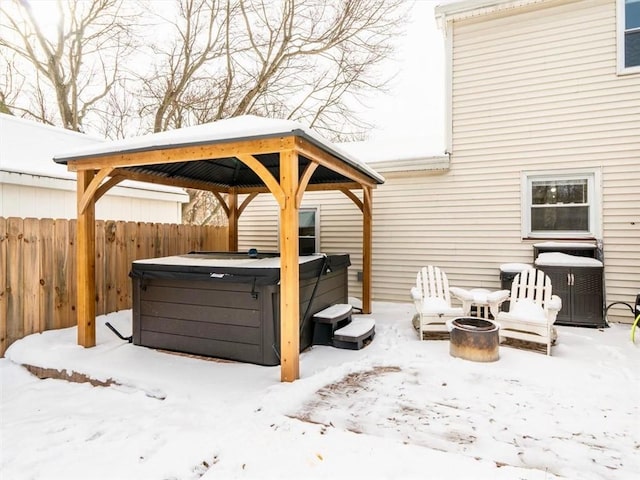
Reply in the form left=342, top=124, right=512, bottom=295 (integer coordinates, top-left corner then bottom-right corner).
left=132, top=276, right=275, bottom=365
left=131, top=255, right=349, bottom=366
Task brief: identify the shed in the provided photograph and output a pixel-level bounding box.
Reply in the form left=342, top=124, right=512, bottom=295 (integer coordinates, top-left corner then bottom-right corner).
left=53, top=115, right=384, bottom=382
left=0, top=114, right=188, bottom=221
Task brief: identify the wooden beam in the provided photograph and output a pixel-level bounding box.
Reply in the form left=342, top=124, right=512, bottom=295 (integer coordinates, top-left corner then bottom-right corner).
left=234, top=182, right=362, bottom=196
left=223, top=192, right=258, bottom=254
left=94, top=175, right=125, bottom=202
left=238, top=193, right=258, bottom=216
left=228, top=190, right=238, bottom=251
left=235, top=153, right=285, bottom=208
left=362, top=186, right=373, bottom=314
left=65, top=136, right=298, bottom=171
left=212, top=191, right=230, bottom=218
left=294, top=137, right=378, bottom=188
left=76, top=170, right=96, bottom=347
left=340, top=188, right=364, bottom=213
left=305, top=182, right=362, bottom=192
left=78, top=167, right=114, bottom=214
left=279, top=150, right=300, bottom=382
left=296, top=162, right=318, bottom=208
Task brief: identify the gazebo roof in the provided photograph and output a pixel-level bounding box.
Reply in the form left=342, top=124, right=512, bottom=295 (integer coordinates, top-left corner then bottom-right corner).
left=54, top=116, right=384, bottom=191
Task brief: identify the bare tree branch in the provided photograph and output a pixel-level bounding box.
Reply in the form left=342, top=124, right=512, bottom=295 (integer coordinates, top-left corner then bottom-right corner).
left=0, top=0, right=141, bottom=130
left=1, top=0, right=407, bottom=224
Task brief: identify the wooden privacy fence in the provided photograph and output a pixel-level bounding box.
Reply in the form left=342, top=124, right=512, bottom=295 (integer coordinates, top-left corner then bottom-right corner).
left=0, top=217, right=228, bottom=356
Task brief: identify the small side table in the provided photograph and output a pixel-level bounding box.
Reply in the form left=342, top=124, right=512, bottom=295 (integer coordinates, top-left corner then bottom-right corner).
left=462, top=288, right=503, bottom=320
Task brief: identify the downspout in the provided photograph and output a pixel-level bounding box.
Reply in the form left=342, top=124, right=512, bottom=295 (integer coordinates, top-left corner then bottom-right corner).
left=435, top=9, right=454, bottom=155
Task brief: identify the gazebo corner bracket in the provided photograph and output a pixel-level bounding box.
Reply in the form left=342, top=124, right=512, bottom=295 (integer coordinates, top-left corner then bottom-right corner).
left=235, top=153, right=286, bottom=209
left=295, top=162, right=319, bottom=208
left=79, top=167, right=115, bottom=214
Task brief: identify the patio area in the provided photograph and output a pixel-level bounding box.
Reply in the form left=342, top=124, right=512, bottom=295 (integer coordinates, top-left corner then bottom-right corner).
left=2, top=300, right=639, bottom=480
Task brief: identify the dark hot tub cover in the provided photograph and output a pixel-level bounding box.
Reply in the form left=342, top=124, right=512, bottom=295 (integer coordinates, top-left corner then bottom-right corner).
left=131, top=252, right=351, bottom=286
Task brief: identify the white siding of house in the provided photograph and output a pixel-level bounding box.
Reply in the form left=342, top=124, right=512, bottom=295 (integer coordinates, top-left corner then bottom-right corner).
left=238, top=190, right=366, bottom=299
left=446, top=0, right=640, bottom=322
left=237, top=167, right=496, bottom=307
left=239, top=0, right=639, bottom=324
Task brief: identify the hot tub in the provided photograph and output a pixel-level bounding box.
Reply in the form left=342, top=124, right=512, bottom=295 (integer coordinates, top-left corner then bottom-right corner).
left=130, top=252, right=350, bottom=366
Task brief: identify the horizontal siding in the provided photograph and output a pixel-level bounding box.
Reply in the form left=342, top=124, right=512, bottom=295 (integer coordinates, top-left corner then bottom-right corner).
left=449, top=0, right=640, bottom=323
left=237, top=173, right=535, bottom=308
left=1, top=184, right=182, bottom=223
left=238, top=191, right=365, bottom=298
left=237, top=0, right=639, bottom=325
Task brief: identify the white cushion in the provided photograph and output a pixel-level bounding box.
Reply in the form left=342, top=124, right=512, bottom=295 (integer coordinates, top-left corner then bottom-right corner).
left=422, top=296, right=449, bottom=311
left=503, top=299, right=547, bottom=324
left=422, top=297, right=463, bottom=316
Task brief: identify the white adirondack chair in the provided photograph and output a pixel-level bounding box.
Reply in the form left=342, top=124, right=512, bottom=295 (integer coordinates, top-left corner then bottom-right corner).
left=411, top=266, right=464, bottom=340
left=495, top=268, right=562, bottom=355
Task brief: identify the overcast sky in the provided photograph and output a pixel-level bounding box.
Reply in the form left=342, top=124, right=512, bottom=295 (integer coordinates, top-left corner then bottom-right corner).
left=22, top=0, right=446, bottom=151
left=362, top=0, right=445, bottom=151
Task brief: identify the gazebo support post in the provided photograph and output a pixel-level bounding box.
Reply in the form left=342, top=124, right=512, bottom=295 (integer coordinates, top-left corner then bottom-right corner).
left=228, top=190, right=238, bottom=251
left=279, top=150, right=300, bottom=382
left=76, top=170, right=97, bottom=347
left=362, top=186, right=373, bottom=314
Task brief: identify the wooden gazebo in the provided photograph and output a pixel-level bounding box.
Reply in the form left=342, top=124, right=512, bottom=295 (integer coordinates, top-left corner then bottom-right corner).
left=53, top=116, right=384, bottom=382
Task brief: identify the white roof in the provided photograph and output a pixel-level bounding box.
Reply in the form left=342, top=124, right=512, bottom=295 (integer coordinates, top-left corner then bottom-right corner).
left=54, top=115, right=385, bottom=184
left=338, top=139, right=445, bottom=164
left=435, top=0, right=546, bottom=21
left=339, top=139, right=449, bottom=173
left=0, top=113, right=102, bottom=178
left=0, top=113, right=187, bottom=197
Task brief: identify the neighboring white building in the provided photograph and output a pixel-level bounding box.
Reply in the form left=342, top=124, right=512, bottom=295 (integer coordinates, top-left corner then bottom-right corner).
left=0, top=114, right=188, bottom=222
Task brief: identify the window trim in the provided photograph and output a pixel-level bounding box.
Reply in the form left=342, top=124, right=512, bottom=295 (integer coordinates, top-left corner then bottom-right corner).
left=276, top=206, right=321, bottom=254
left=521, top=169, right=601, bottom=240
left=617, top=0, right=640, bottom=75
left=297, top=206, right=320, bottom=255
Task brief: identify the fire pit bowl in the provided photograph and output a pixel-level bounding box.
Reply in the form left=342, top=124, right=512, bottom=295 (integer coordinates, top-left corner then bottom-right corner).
left=447, top=317, right=499, bottom=362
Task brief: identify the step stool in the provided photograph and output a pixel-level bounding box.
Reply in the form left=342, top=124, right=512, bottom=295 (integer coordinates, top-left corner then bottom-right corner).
left=312, top=303, right=353, bottom=346
left=332, top=317, right=376, bottom=350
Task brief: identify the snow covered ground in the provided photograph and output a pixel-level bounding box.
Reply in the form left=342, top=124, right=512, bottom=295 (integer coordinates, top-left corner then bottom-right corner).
left=2, top=301, right=639, bottom=480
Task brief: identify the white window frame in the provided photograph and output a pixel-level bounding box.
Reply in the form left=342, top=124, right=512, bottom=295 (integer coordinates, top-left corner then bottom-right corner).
left=617, top=0, right=640, bottom=74
left=521, top=169, right=601, bottom=239
left=297, top=207, right=320, bottom=255
left=277, top=207, right=320, bottom=254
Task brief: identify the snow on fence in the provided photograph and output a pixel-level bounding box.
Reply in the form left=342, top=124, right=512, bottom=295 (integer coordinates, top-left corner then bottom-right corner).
left=0, top=217, right=228, bottom=356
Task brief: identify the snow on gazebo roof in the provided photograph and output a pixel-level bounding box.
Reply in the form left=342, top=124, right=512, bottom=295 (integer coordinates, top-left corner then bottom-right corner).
left=54, top=115, right=385, bottom=185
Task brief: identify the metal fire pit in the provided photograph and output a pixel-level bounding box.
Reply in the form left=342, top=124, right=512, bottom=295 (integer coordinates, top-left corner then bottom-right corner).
left=448, top=317, right=499, bottom=362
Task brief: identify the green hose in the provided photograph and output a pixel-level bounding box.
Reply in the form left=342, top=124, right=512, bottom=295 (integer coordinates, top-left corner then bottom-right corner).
left=632, top=313, right=640, bottom=343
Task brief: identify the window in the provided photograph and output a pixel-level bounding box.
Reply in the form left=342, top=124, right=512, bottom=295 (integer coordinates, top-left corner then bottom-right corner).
left=298, top=208, right=319, bottom=255
left=522, top=171, right=600, bottom=239
left=619, top=0, right=640, bottom=72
